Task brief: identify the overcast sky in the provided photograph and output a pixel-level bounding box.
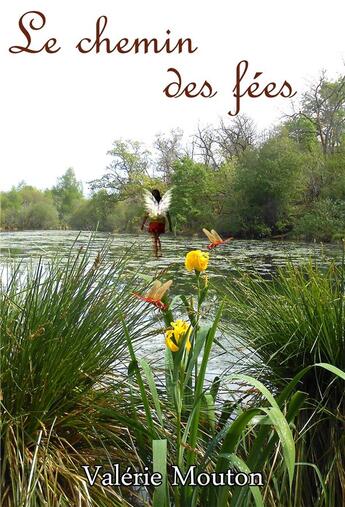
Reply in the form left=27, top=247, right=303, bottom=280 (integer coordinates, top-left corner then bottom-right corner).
left=1, top=0, right=345, bottom=192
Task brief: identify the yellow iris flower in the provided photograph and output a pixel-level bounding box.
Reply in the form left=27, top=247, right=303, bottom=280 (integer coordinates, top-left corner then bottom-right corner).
left=185, top=250, right=209, bottom=272
left=165, top=319, right=192, bottom=352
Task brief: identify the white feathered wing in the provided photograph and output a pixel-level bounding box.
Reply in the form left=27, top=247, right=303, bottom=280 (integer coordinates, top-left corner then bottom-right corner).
left=143, top=189, right=173, bottom=218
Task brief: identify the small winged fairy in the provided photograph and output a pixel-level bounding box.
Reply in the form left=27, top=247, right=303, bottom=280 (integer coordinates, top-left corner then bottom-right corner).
left=133, top=279, right=173, bottom=311
left=141, top=188, right=173, bottom=257
left=202, top=228, right=233, bottom=249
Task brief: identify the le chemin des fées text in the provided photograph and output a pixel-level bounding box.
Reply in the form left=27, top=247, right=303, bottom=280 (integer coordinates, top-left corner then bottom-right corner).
left=8, top=11, right=298, bottom=115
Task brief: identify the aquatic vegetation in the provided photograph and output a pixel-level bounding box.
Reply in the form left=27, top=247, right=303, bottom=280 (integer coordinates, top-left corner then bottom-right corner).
left=1, top=238, right=345, bottom=506
left=122, top=249, right=339, bottom=507
left=0, top=240, right=155, bottom=506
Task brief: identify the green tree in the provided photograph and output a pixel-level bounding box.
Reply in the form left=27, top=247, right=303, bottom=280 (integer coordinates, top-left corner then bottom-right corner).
left=231, top=133, right=303, bottom=237
left=69, top=191, right=118, bottom=232
left=285, top=115, right=319, bottom=152
left=321, top=150, right=345, bottom=200
left=1, top=185, right=59, bottom=230
left=52, top=168, right=83, bottom=224
left=170, top=158, right=215, bottom=232
left=89, top=140, right=151, bottom=199
left=295, top=198, right=345, bottom=241
left=297, top=73, right=345, bottom=155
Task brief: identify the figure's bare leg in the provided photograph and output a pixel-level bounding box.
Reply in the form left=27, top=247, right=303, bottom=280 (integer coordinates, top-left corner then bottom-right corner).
left=157, top=236, right=162, bottom=257
left=152, top=235, right=159, bottom=257
left=151, top=235, right=157, bottom=257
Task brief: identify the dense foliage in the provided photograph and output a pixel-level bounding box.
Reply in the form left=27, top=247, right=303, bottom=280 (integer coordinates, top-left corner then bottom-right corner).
left=1, top=74, right=345, bottom=241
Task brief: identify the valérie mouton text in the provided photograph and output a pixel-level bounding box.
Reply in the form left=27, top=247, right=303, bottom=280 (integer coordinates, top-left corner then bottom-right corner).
left=82, top=464, right=264, bottom=487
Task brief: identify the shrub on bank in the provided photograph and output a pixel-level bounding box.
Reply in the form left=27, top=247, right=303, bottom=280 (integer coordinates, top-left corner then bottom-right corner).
left=294, top=198, right=345, bottom=241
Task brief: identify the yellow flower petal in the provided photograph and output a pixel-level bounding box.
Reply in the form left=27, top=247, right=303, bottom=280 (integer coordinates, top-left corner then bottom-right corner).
left=165, top=329, right=173, bottom=340
left=166, top=335, right=179, bottom=352
left=165, top=319, right=193, bottom=353
left=185, top=250, right=209, bottom=272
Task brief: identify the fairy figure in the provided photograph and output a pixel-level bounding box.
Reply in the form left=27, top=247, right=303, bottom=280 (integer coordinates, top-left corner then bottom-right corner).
left=133, top=279, right=173, bottom=310
left=141, top=188, right=173, bottom=257
left=202, top=228, right=233, bottom=249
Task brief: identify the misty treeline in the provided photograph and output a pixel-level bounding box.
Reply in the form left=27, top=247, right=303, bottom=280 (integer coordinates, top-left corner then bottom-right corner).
left=1, top=72, right=345, bottom=241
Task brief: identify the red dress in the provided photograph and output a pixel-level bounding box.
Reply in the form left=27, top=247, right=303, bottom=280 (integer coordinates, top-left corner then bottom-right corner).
left=148, top=219, right=166, bottom=234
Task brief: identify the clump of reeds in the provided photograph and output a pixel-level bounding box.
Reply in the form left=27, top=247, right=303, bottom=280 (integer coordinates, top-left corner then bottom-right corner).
left=220, top=253, right=345, bottom=506
left=0, top=240, right=154, bottom=506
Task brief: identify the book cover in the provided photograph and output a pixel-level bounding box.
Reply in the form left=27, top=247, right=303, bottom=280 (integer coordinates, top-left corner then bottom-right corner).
left=1, top=2, right=345, bottom=506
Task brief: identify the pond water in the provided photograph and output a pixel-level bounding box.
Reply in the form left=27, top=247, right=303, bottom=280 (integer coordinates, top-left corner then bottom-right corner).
left=1, top=231, right=343, bottom=381
left=1, top=230, right=342, bottom=273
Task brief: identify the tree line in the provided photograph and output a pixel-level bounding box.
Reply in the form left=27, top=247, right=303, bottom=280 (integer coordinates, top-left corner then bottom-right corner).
left=1, top=72, right=345, bottom=241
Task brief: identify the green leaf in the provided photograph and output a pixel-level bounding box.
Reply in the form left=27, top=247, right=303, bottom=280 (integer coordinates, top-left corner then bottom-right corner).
left=152, top=439, right=169, bottom=507
left=315, top=362, right=345, bottom=381
left=184, top=325, right=210, bottom=387
left=226, top=374, right=295, bottom=489
left=296, top=462, right=328, bottom=506
left=203, top=393, right=217, bottom=433
left=186, top=303, right=224, bottom=466
left=219, top=453, right=264, bottom=507
left=140, top=359, right=164, bottom=427
left=261, top=406, right=295, bottom=489
left=210, top=376, right=221, bottom=402
left=211, top=408, right=260, bottom=507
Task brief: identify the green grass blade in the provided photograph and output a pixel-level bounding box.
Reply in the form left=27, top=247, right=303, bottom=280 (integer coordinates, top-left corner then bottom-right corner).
left=296, top=462, right=329, bottom=506
left=315, top=362, right=345, bottom=381
left=187, top=302, right=224, bottom=467
left=210, top=408, right=260, bottom=507
left=121, top=316, right=156, bottom=437
left=261, top=406, right=295, bottom=489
